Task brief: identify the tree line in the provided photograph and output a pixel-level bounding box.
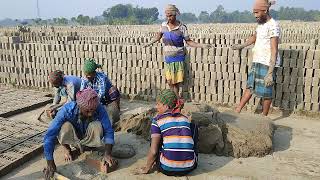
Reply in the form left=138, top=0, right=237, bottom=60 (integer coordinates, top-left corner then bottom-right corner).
left=3, top=4, right=320, bottom=26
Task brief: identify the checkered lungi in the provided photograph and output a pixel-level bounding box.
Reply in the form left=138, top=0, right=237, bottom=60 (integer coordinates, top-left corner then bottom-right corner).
left=246, top=62, right=275, bottom=99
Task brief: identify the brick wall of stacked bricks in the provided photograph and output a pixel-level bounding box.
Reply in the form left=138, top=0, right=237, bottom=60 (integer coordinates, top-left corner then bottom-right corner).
left=0, top=22, right=319, bottom=112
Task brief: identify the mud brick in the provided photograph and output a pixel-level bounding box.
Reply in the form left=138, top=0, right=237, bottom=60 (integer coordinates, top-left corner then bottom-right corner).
left=288, top=84, right=296, bottom=93
left=314, top=70, right=320, bottom=81
left=283, top=50, right=291, bottom=58
left=305, top=59, right=313, bottom=69
left=203, top=48, right=209, bottom=57
left=282, top=92, right=290, bottom=100
left=281, top=100, right=290, bottom=110
left=194, top=93, right=200, bottom=102
left=283, top=76, right=290, bottom=84
left=205, top=94, right=212, bottom=102
left=223, top=94, right=229, bottom=104
left=311, top=103, right=319, bottom=113
left=216, top=64, right=222, bottom=72
left=290, top=68, right=298, bottom=77
left=222, top=64, right=227, bottom=72
left=312, top=77, right=319, bottom=86
left=209, top=48, right=216, bottom=56
left=304, top=92, right=311, bottom=102
left=233, top=64, right=240, bottom=73
left=190, top=48, right=196, bottom=62
left=222, top=72, right=229, bottom=79
left=207, top=55, right=215, bottom=64
left=282, top=67, right=290, bottom=76
left=290, top=50, right=299, bottom=59
left=199, top=94, right=206, bottom=102
left=232, top=56, right=241, bottom=64
left=229, top=95, right=236, bottom=104
left=288, top=101, right=296, bottom=110
left=221, top=56, right=228, bottom=64
left=229, top=80, right=236, bottom=89
left=289, top=58, right=297, bottom=68
left=227, top=64, right=234, bottom=73
left=306, top=69, right=314, bottom=78
left=216, top=47, right=222, bottom=56
left=282, top=58, right=290, bottom=67
left=304, top=103, right=312, bottom=111
left=212, top=94, right=218, bottom=102
left=85, top=153, right=118, bottom=174
left=229, top=72, right=235, bottom=80
left=195, top=47, right=202, bottom=57
left=198, top=63, right=204, bottom=71
left=222, top=48, right=229, bottom=57
left=313, top=60, right=320, bottom=69
left=136, top=46, right=142, bottom=53
left=276, top=75, right=283, bottom=83
left=209, top=64, right=215, bottom=72
left=131, top=46, right=137, bottom=53
left=311, top=86, right=319, bottom=102
left=195, top=54, right=202, bottom=62
left=290, top=76, right=298, bottom=85
left=215, top=56, right=221, bottom=64
left=233, top=73, right=241, bottom=81
left=306, top=50, right=315, bottom=59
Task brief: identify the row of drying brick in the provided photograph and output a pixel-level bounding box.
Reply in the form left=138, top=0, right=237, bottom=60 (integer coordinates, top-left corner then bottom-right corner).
left=0, top=44, right=319, bottom=111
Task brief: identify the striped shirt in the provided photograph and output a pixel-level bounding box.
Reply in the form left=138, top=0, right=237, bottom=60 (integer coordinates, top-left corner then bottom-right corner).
left=151, top=112, right=196, bottom=172
left=160, top=21, right=190, bottom=63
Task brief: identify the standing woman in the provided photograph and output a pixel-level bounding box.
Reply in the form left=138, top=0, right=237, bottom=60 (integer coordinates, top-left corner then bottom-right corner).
left=145, top=4, right=211, bottom=97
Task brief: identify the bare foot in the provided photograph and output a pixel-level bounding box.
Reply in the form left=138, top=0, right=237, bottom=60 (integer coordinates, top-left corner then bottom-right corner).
left=235, top=106, right=241, bottom=113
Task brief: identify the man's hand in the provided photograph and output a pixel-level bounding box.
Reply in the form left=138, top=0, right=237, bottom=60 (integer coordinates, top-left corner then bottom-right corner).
left=45, top=108, right=55, bottom=118
left=231, top=44, right=245, bottom=50
left=103, top=154, right=118, bottom=168
left=43, top=160, right=56, bottom=180
left=264, top=73, right=274, bottom=87
left=133, top=166, right=149, bottom=175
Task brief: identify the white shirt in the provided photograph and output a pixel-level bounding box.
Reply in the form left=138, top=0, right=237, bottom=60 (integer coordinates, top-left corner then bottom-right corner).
left=252, top=18, right=281, bottom=67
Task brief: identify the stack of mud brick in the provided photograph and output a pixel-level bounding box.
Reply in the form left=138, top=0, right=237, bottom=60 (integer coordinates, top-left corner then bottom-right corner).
left=0, top=22, right=320, bottom=112
left=273, top=48, right=320, bottom=112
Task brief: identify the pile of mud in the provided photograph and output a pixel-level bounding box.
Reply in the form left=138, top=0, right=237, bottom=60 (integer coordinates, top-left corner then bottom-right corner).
left=114, top=103, right=274, bottom=158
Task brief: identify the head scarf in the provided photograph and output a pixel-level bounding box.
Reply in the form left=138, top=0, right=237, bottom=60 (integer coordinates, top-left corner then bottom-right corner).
left=157, top=89, right=184, bottom=112
left=253, top=0, right=276, bottom=11
left=76, top=88, right=99, bottom=111
left=165, top=4, right=180, bottom=16
left=49, top=70, right=64, bottom=85
left=83, top=58, right=100, bottom=74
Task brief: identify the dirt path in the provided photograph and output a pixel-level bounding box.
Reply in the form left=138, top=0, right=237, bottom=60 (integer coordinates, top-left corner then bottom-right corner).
left=2, top=101, right=320, bottom=180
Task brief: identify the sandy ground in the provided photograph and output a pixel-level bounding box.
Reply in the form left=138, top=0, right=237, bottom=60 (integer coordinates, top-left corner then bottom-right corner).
left=2, top=100, right=320, bottom=180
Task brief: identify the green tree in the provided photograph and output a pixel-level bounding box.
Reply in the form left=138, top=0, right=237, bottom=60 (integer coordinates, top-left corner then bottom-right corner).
left=198, top=11, right=210, bottom=23
left=179, top=13, right=198, bottom=23
left=210, top=5, right=227, bottom=23
left=33, top=18, right=42, bottom=25
left=76, top=15, right=90, bottom=25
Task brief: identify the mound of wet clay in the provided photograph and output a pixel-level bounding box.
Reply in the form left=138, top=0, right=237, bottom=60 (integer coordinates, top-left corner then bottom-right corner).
left=115, top=103, right=274, bottom=158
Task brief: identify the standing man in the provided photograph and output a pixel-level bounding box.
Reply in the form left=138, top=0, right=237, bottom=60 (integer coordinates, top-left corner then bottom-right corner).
left=144, top=4, right=211, bottom=98
left=232, top=0, right=280, bottom=116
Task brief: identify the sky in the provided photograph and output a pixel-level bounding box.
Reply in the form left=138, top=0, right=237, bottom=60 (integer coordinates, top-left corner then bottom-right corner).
left=0, top=0, right=319, bottom=20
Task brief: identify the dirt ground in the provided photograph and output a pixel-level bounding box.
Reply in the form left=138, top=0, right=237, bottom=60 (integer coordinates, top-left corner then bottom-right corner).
left=2, top=100, right=320, bottom=180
